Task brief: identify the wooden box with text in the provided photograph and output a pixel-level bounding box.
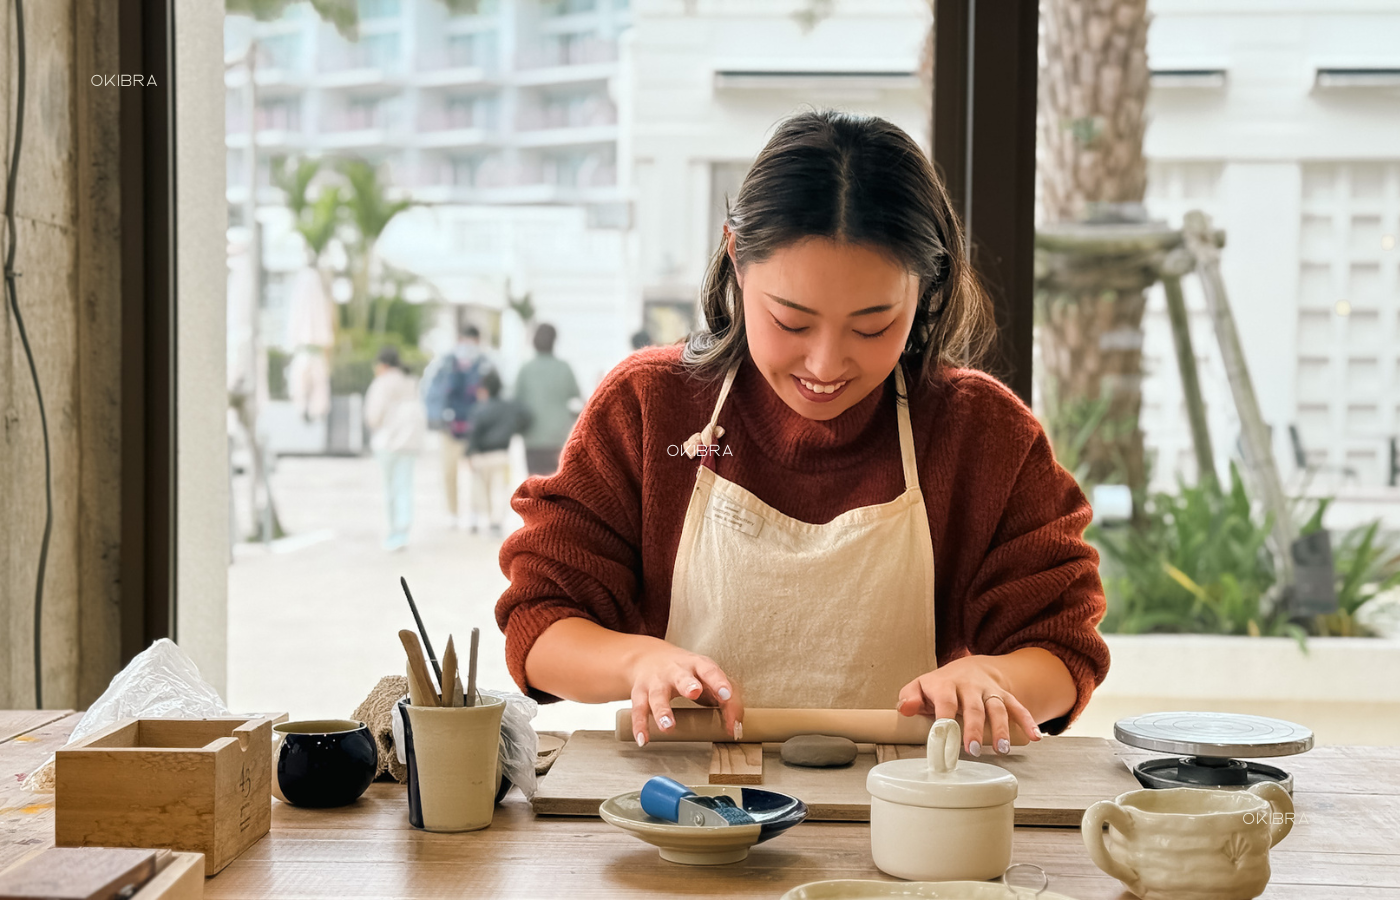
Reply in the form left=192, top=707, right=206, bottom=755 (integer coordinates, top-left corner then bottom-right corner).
left=54, top=718, right=274, bottom=875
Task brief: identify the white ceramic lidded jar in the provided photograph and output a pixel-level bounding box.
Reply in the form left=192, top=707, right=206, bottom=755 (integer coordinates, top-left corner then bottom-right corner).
left=866, top=717, right=1019, bottom=881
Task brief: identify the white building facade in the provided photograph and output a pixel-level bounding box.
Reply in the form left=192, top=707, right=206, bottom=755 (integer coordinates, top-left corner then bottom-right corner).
left=625, top=0, right=932, bottom=344
left=1140, top=0, right=1400, bottom=505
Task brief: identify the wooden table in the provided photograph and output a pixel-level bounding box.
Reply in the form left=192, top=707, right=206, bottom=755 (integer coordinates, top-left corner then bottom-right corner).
left=2, top=711, right=1397, bottom=898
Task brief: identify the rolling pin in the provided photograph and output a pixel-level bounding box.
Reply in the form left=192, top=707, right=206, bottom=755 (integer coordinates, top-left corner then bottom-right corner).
left=615, top=707, right=1029, bottom=746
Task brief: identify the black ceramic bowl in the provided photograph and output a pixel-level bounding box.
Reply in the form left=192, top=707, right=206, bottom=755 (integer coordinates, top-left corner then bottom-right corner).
left=272, top=719, right=378, bottom=808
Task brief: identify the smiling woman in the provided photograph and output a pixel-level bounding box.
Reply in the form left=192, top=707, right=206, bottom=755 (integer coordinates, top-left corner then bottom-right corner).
left=497, top=111, right=1109, bottom=759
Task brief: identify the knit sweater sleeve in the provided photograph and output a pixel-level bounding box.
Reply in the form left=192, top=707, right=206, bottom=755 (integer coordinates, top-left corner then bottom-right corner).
left=955, top=378, right=1110, bottom=734
left=495, top=361, right=650, bottom=702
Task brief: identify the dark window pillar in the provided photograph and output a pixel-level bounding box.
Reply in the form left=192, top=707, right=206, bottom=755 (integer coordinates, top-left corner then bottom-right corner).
left=932, top=0, right=1038, bottom=405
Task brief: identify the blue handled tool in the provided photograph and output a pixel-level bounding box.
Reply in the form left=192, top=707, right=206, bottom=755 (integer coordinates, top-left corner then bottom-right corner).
left=639, top=776, right=756, bottom=826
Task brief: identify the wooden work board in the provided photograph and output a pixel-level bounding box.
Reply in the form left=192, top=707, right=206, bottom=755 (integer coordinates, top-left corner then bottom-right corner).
left=532, top=731, right=1141, bottom=826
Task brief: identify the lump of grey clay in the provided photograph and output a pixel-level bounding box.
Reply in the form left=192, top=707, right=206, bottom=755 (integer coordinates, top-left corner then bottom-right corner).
left=781, top=734, right=858, bottom=768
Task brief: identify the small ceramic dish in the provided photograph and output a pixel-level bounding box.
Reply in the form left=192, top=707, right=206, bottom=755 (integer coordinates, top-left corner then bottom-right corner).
left=600, top=784, right=807, bottom=865
left=780, top=881, right=1080, bottom=900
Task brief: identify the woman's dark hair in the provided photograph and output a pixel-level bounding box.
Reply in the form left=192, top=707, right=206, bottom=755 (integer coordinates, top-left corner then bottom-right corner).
left=533, top=323, right=557, bottom=354
left=376, top=345, right=403, bottom=370
left=479, top=369, right=503, bottom=398
left=682, top=110, right=992, bottom=386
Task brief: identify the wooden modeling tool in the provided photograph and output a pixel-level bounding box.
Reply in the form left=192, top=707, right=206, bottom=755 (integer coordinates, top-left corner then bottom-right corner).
left=440, top=635, right=460, bottom=708
left=399, top=629, right=440, bottom=707
left=399, top=577, right=444, bottom=692
left=465, top=626, right=480, bottom=707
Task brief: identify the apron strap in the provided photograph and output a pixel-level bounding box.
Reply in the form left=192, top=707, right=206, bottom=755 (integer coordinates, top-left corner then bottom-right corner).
left=894, top=364, right=918, bottom=493
left=683, top=363, right=740, bottom=458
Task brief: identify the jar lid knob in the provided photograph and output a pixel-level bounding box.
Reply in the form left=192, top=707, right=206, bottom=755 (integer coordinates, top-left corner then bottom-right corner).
left=926, top=718, right=961, bottom=774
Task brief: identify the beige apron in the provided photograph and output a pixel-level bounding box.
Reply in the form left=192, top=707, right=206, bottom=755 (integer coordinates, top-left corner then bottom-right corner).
left=665, top=363, right=937, bottom=709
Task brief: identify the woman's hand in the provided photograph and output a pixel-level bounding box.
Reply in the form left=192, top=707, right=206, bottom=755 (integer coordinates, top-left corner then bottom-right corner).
left=896, top=655, right=1044, bottom=756
left=628, top=643, right=744, bottom=746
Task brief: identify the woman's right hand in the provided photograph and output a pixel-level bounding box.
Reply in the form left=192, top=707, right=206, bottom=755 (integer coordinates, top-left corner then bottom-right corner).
left=628, top=643, right=744, bottom=746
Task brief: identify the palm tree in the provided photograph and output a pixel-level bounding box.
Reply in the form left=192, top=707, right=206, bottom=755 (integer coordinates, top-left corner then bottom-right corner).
left=338, top=158, right=415, bottom=332
left=226, top=0, right=358, bottom=35
left=1035, top=0, right=1152, bottom=495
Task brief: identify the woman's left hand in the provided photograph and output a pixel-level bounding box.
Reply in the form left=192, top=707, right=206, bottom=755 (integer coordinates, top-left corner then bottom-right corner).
left=896, top=655, right=1044, bottom=756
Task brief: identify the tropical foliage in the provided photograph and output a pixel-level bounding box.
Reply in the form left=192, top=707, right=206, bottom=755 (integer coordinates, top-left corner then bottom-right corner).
left=1094, top=465, right=1400, bottom=641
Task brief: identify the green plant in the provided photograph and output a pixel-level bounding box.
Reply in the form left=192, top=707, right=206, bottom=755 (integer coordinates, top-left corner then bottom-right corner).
left=1095, top=463, right=1307, bottom=641
left=1096, top=462, right=1400, bottom=641
left=1314, top=517, right=1400, bottom=637
left=274, top=157, right=345, bottom=262
left=339, top=158, right=416, bottom=332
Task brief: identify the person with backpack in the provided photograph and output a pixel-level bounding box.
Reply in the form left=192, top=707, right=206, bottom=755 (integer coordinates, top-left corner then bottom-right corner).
left=465, top=370, right=531, bottom=539
left=422, top=324, right=492, bottom=527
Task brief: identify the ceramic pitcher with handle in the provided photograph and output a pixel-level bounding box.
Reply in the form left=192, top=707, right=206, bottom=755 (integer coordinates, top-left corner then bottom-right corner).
left=1081, top=782, right=1294, bottom=900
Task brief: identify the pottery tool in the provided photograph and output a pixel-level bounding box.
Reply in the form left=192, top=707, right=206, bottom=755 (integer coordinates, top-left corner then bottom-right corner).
left=440, top=635, right=461, bottom=708
left=464, top=626, right=480, bottom=707
left=640, top=776, right=756, bottom=826
left=399, top=629, right=440, bottom=707
left=399, top=577, right=444, bottom=692
left=1115, top=711, right=1314, bottom=793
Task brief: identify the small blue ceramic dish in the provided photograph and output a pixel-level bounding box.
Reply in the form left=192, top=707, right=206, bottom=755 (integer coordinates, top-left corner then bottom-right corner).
left=600, top=784, right=808, bottom=865
left=272, top=719, right=378, bottom=808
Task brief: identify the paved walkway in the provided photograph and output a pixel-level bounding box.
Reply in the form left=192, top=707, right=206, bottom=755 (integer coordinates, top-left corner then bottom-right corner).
left=227, top=449, right=627, bottom=734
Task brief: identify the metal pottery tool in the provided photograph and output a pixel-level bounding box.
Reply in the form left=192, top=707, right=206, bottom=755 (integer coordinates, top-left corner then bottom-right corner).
left=639, top=776, right=755, bottom=826
left=1115, top=711, right=1314, bottom=793
left=398, top=629, right=440, bottom=707
left=399, top=577, right=443, bottom=692
left=464, top=626, right=479, bottom=707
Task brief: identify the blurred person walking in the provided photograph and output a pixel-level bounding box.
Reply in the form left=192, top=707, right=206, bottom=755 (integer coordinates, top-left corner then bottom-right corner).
left=514, top=323, right=581, bottom=476
left=466, top=370, right=531, bottom=539
left=364, top=346, right=426, bottom=552
left=423, top=324, right=492, bottom=526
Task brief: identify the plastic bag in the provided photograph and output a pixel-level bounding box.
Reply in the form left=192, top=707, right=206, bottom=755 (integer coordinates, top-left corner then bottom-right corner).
left=487, top=688, right=540, bottom=799
left=22, top=638, right=231, bottom=792
left=391, top=688, right=540, bottom=800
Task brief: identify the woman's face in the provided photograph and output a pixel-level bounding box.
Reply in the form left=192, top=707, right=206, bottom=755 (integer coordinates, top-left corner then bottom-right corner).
left=733, top=234, right=919, bottom=421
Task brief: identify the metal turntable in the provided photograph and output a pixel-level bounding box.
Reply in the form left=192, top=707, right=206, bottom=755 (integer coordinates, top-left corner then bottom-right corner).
left=1114, top=711, right=1314, bottom=794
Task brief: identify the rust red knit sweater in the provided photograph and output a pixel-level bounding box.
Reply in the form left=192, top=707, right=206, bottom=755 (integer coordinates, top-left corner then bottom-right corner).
left=496, top=345, right=1109, bottom=732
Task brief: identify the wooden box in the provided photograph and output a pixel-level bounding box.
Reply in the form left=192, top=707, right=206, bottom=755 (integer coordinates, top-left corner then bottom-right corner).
left=55, top=718, right=274, bottom=875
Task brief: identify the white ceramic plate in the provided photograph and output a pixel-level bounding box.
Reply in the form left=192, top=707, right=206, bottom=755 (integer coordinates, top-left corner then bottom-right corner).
left=599, top=785, right=806, bottom=866
left=780, top=881, right=1081, bottom=900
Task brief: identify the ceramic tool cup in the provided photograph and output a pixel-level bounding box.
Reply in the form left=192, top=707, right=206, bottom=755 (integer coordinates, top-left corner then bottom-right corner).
left=397, top=695, right=505, bottom=832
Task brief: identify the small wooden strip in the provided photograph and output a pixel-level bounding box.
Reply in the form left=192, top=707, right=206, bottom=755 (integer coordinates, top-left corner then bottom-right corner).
left=874, top=744, right=923, bottom=764
left=708, top=743, right=763, bottom=785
